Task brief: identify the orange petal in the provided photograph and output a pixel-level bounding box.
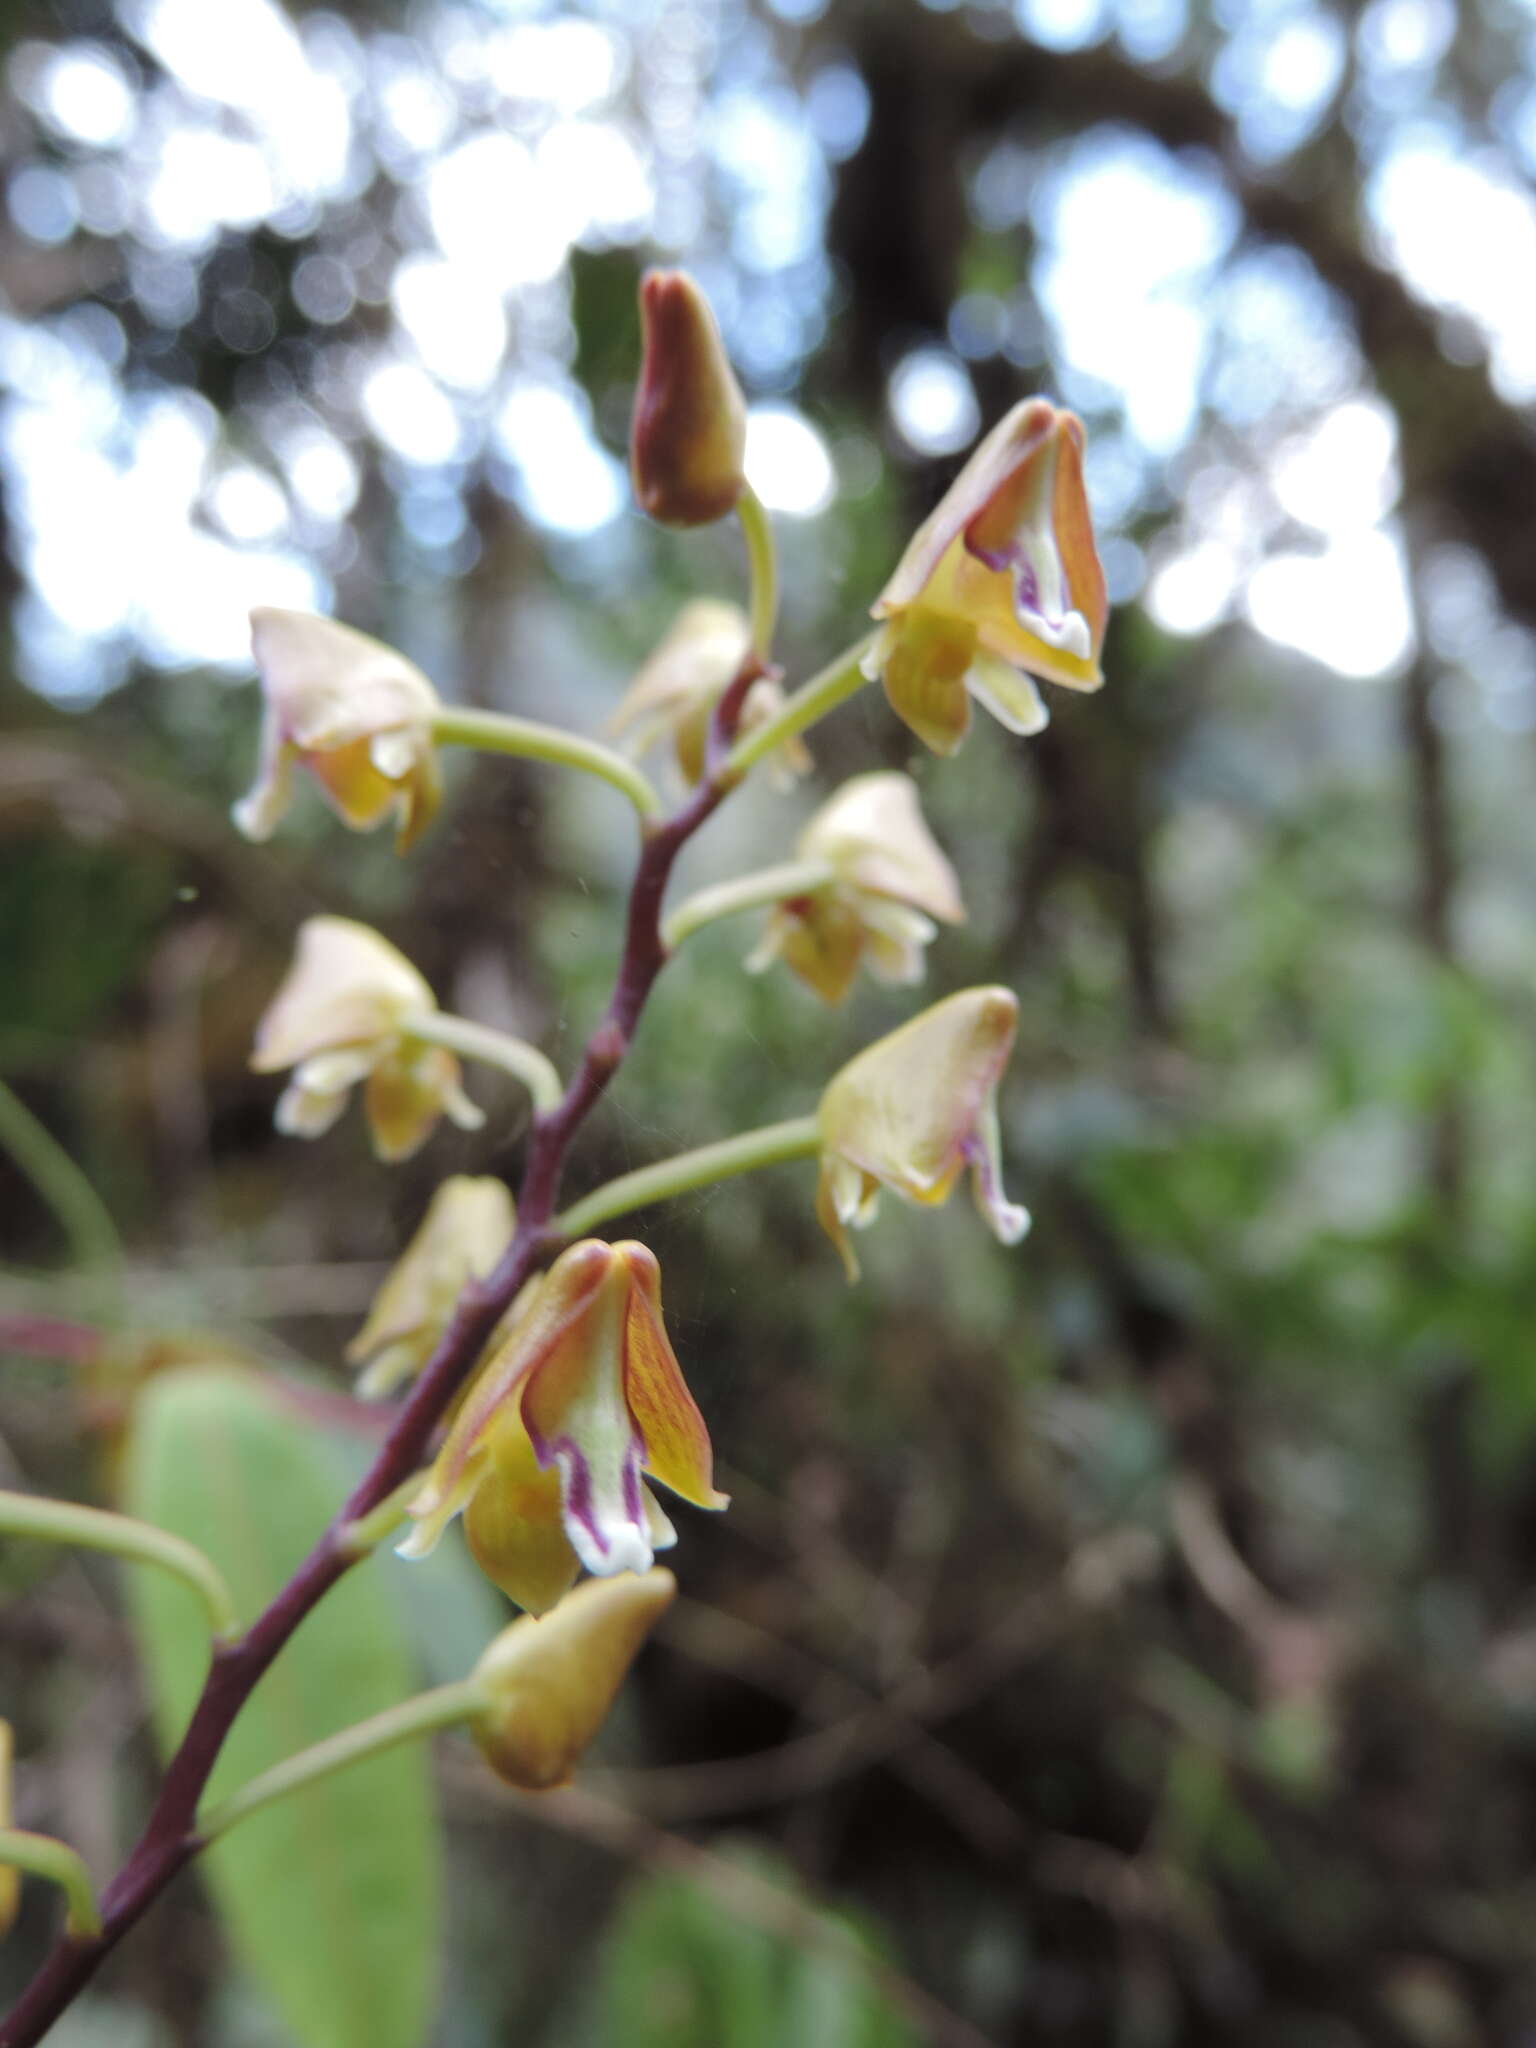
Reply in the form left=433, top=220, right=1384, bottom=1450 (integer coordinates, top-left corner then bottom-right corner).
left=617, top=1245, right=727, bottom=1510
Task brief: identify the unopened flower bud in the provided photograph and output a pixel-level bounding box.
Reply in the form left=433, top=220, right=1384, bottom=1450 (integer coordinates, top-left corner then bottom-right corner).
left=630, top=270, right=747, bottom=527
left=471, top=1568, right=676, bottom=1789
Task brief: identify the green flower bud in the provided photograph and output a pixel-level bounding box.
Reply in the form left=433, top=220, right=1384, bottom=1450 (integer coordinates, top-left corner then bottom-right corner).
left=471, top=1569, right=677, bottom=1789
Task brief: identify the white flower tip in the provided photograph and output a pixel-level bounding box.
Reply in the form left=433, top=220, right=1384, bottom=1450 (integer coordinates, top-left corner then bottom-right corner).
left=394, top=1520, right=435, bottom=1561
left=645, top=1493, right=679, bottom=1552
left=993, top=1200, right=1031, bottom=1246
left=440, top=1077, right=486, bottom=1132
left=355, top=1349, right=413, bottom=1401
left=274, top=1083, right=345, bottom=1140
left=368, top=729, right=416, bottom=779
left=231, top=794, right=270, bottom=842
left=1030, top=608, right=1091, bottom=661
left=860, top=625, right=893, bottom=680
left=568, top=1516, right=654, bottom=1582
left=602, top=1525, right=656, bottom=1578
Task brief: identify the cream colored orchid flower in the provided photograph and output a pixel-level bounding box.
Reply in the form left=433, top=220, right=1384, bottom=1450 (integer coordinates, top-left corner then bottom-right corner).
left=608, top=600, right=810, bottom=790
left=399, top=1240, right=726, bottom=1615
left=233, top=608, right=442, bottom=850
left=347, top=1176, right=515, bottom=1398
left=867, top=399, right=1107, bottom=756
left=251, top=916, right=482, bottom=1162
left=471, top=1569, right=677, bottom=1790
left=748, top=772, right=965, bottom=1004
left=816, top=985, right=1029, bottom=1279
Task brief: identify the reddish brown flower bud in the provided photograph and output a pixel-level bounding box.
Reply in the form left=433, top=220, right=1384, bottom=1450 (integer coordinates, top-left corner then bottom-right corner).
left=629, top=270, right=747, bottom=527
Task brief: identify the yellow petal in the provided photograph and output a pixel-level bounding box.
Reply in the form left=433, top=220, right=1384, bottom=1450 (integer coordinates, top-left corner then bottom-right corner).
left=873, top=609, right=977, bottom=757
left=463, top=1416, right=581, bottom=1616
left=964, top=650, right=1049, bottom=738
left=364, top=1044, right=480, bottom=1163
left=859, top=900, right=940, bottom=987
left=815, top=1157, right=861, bottom=1283
left=396, top=1437, right=491, bottom=1561
left=751, top=892, right=867, bottom=1006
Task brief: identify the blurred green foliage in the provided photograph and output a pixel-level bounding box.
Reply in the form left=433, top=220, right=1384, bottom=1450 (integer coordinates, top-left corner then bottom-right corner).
left=591, top=1846, right=920, bottom=2048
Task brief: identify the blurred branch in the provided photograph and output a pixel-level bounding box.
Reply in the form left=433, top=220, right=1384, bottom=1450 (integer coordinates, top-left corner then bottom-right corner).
left=587, top=1526, right=1156, bottom=1824
left=660, top=1592, right=1028, bottom=1858
left=1400, top=645, right=1466, bottom=1216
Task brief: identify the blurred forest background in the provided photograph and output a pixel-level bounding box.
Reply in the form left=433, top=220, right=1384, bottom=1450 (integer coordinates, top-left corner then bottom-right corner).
left=5, top=0, right=1536, bottom=2041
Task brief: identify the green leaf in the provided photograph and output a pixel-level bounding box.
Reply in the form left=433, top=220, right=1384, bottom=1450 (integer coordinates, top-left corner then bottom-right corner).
left=596, top=1843, right=920, bottom=2048
left=122, top=1365, right=440, bottom=2048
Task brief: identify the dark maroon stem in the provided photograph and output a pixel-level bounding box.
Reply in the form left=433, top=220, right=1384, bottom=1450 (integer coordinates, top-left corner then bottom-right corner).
left=0, top=732, right=745, bottom=2046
